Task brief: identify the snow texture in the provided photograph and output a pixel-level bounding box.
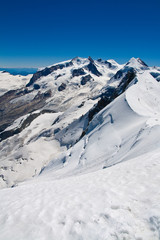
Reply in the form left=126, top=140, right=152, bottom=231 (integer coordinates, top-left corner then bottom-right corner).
left=0, top=57, right=160, bottom=240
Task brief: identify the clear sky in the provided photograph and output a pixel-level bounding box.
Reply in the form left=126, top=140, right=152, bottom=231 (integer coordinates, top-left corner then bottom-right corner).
left=0, top=0, right=160, bottom=67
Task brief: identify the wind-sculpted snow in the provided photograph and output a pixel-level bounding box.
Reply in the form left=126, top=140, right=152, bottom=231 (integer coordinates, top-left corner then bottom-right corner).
left=126, top=71, right=160, bottom=117
left=0, top=56, right=160, bottom=239
left=0, top=57, right=160, bottom=188
left=0, top=56, right=123, bottom=188
left=42, top=68, right=160, bottom=178
left=0, top=150, right=160, bottom=240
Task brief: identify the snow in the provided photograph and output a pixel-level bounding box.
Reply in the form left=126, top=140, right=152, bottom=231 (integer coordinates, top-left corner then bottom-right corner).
left=0, top=150, right=160, bottom=240
left=0, top=57, right=160, bottom=239
left=126, top=71, right=160, bottom=117
left=0, top=71, right=32, bottom=96
left=125, top=57, right=148, bottom=70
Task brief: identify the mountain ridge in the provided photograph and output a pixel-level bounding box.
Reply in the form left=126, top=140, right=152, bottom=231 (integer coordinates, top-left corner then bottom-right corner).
left=0, top=56, right=160, bottom=188
left=0, top=56, right=160, bottom=240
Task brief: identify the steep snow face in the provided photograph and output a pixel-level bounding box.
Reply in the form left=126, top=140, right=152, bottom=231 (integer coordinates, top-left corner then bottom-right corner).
left=125, top=57, right=148, bottom=70
left=41, top=71, right=160, bottom=179
left=108, top=57, right=149, bottom=87
left=0, top=57, right=160, bottom=240
left=0, top=57, right=159, bottom=188
left=126, top=71, right=160, bottom=117
left=0, top=71, right=32, bottom=96
left=25, top=56, right=122, bottom=111
left=0, top=57, right=123, bottom=188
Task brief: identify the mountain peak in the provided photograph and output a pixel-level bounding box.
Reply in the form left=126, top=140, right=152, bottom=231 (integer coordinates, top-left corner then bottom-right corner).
left=71, top=56, right=80, bottom=61
left=88, top=56, right=94, bottom=63
left=126, top=57, right=148, bottom=69
left=71, top=56, right=89, bottom=65
left=137, top=58, right=148, bottom=67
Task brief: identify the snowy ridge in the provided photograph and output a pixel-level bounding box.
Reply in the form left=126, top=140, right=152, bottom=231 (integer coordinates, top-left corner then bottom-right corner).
left=0, top=56, right=123, bottom=188
left=0, top=57, right=160, bottom=240
left=42, top=71, right=160, bottom=178
left=0, top=57, right=159, bottom=186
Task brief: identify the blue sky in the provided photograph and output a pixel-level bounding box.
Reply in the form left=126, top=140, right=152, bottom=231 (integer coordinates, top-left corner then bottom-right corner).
left=0, top=0, right=159, bottom=67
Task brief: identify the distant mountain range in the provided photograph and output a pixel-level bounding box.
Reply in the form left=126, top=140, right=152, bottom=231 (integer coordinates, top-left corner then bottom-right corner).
left=0, top=56, right=160, bottom=240
left=0, top=56, right=160, bottom=187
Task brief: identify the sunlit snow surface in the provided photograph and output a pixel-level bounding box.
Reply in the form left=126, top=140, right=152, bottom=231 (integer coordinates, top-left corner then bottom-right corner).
left=0, top=151, right=160, bottom=240
left=0, top=57, right=123, bottom=188
left=0, top=58, right=160, bottom=239
left=0, top=71, right=32, bottom=96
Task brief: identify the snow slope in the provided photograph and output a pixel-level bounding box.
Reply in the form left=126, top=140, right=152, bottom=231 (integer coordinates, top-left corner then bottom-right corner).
left=0, top=57, right=160, bottom=239
left=40, top=70, right=160, bottom=180
left=0, top=150, right=160, bottom=240
left=0, top=56, right=123, bottom=188
left=0, top=71, right=32, bottom=96
left=1, top=57, right=160, bottom=188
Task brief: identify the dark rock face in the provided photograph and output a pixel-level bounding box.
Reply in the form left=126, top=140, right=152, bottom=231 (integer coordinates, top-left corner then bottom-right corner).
left=0, top=109, right=55, bottom=142
left=72, top=68, right=86, bottom=77
left=86, top=62, right=102, bottom=77
left=58, top=83, right=66, bottom=91
left=150, top=72, right=160, bottom=82
left=43, top=90, right=52, bottom=98
left=150, top=72, right=160, bottom=78
left=55, top=74, right=62, bottom=80
left=88, top=86, right=116, bottom=122
left=0, top=112, right=40, bottom=142
left=97, top=59, right=112, bottom=68
left=113, top=69, right=123, bottom=79
left=81, top=74, right=92, bottom=85
left=78, top=101, right=85, bottom=108
left=137, top=58, right=148, bottom=67
left=104, top=61, right=112, bottom=68
left=112, top=66, right=135, bottom=82
left=80, top=68, right=136, bottom=138
left=117, top=68, right=136, bottom=93
left=88, top=56, right=94, bottom=63
left=26, top=61, right=73, bottom=87
left=66, top=62, right=72, bottom=67
left=33, top=84, right=40, bottom=90
left=0, top=89, right=52, bottom=134
left=97, top=58, right=102, bottom=62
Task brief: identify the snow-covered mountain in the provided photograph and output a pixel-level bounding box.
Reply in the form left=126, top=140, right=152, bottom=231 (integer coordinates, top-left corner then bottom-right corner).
left=0, top=71, right=32, bottom=96
left=0, top=56, right=160, bottom=240
left=0, top=56, right=123, bottom=188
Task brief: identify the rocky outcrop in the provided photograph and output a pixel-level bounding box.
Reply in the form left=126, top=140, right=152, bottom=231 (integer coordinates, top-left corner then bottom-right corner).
left=33, top=84, right=40, bottom=90
left=117, top=68, right=136, bottom=93
left=137, top=58, right=148, bottom=67
left=58, top=83, right=66, bottom=91
left=81, top=68, right=136, bottom=137
left=0, top=112, right=40, bottom=142
left=55, top=74, right=62, bottom=80
left=0, top=89, right=52, bottom=134
left=81, top=74, right=93, bottom=85
left=88, top=56, right=94, bottom=63
left=104, top=60, right=112, bottom=68
left=97, top=59, right=112, bottom=68
left=113, top=69, right=123, bottom=80
left=86, top=58, right=102, bottom=76
left=72, top=68, right=86, bottom=77
left=0, top=109, right=55, bottom=142
left=26, top=61, right=73, bottom=87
